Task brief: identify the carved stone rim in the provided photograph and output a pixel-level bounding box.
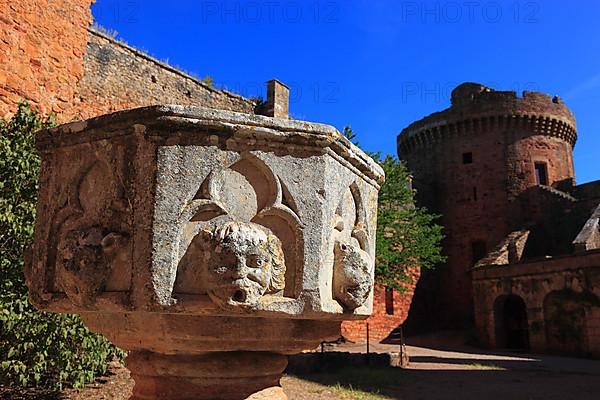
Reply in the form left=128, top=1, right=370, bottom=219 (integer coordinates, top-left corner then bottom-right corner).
left=36, top=104, right=384, bottom=186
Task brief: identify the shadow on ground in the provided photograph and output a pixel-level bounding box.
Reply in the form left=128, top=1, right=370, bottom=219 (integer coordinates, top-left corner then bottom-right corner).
left=287, top=351, right=600, bottom=400
left=0, top=387, right=63, bottom=400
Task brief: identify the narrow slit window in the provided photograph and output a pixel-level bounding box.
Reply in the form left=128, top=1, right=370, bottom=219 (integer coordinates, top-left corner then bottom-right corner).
left=534, top=162, right=548, bottom=185
left=385, top=287, right=394, bottom=315
left=462, top=152, right=473, bottom=164
left=471, top=241, right=487, bottom=266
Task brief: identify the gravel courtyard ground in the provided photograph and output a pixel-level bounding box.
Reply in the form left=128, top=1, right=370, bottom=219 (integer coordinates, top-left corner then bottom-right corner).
left=2, top=340, right=599, bottom=400
left=315, top=341, right=600, bottom=400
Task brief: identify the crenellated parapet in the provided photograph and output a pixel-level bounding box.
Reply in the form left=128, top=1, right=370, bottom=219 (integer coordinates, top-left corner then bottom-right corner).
left=398, top=83, right=577, bottom=154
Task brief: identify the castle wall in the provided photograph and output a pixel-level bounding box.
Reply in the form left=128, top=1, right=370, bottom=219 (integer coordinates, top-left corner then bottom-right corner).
left=401, top=125, right=512, bottom=329
left=398, top=84, right=578, bottom=331
left=472, top=250, right=600, bottom=357
left=0, top=0, right=94, bottom=120
left=75, top=30, right=255, bottom=120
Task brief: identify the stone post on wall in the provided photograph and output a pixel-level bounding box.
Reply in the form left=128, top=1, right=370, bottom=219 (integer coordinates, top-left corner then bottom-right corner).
left=262, top=79, right=290, bottom=119
left=25, top=103, right=383, bottom=399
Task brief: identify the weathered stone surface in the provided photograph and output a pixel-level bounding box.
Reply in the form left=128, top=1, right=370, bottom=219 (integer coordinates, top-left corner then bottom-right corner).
left=77, top=29, right=256, bottom=120
left=332, top=240, right=372, bottom=310
left=573, top=204, right=600, bottom=253
left=27, top=105, right=383, bottom=399
left=259, top=80, right=289, bottom=119
left=28, top=105, right=383, bottom=317
left=57, top=227, right=129, bottom=308
left=176, top=221, right=287, bottom=311
left=124, top=350, right=289, bottom=400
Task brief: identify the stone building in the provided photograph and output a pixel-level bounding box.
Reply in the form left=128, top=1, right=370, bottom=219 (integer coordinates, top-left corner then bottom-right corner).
left=1, top=0, right=413, bottom=344
left=398, top=82, right=600, bottom=356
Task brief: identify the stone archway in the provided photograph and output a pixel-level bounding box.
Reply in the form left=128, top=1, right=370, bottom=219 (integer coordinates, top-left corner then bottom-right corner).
left=494, top=294, right=530, bottom=350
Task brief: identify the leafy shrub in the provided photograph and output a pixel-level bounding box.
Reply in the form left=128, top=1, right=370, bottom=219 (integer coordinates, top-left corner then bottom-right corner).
left=374, top=155, right=446, bottom=291
left=0, top=103, right=124, bottom=390
left=342, top=126, right=446, bottom=291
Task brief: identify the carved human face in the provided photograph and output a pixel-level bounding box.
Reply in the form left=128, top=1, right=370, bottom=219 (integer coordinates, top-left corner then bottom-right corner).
left=204, top=222, right=285, bottom=309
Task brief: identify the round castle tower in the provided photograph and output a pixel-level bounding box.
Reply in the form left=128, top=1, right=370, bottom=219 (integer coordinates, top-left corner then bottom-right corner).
left=397, top=82, right=577, bottom=329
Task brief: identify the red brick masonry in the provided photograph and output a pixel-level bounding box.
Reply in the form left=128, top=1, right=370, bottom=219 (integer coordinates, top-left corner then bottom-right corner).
left=342, top=268, right=420, bottom=343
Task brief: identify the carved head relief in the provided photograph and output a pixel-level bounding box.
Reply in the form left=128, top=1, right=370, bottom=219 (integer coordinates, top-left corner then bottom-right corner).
left=57, top=226, right=128, bottom=307
left=332, top=183, right=373, bottom=311
left=332, top=239, right=372, bottom=310
left=202, top=221, right=285, bottom=310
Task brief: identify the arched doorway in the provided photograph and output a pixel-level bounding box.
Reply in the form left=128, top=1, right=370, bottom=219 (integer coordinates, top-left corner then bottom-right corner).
left=494, top=295, right=530, bottom=350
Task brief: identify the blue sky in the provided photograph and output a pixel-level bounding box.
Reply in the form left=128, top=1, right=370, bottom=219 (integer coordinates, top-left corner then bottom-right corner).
left=92, top=0, right=599, bottom=184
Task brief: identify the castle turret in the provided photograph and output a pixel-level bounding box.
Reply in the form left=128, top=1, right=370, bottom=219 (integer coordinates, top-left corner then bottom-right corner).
left=397, top=82, right=577, bottom=330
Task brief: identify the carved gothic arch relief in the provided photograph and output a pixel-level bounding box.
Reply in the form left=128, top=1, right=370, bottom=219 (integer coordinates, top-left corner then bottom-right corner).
left=51, top=160, right=131, bottom=308
left=332, top=182, right=373, bottom=311
left=333, top=182, right=369, bottom=251
left=174, top=153, right=303, bottom=310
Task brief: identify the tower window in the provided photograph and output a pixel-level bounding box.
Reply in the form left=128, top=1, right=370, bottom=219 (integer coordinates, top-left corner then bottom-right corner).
left=534, top=162, right=548, bottom=185
left=471, top=241, right=487, bottom=266
left=385, top=287, right=394, bottom=315
left=462, top=152, right=473, bottom=164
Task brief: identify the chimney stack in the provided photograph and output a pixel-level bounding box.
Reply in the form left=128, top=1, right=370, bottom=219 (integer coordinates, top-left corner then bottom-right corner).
left=262, top=79, right=289, bottom=119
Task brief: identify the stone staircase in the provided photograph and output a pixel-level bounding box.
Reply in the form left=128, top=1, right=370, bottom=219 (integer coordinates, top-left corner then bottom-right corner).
left=537, top=184, right=577, bottom=202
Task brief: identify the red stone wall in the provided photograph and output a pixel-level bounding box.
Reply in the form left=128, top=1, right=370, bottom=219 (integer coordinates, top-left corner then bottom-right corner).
left=342, top=268, right=420, bottom=343
left=586, top=307, right=600, bottom=356
left=506, top=135, right=575, bottom=200
left=0, top=0, right=94, bottom=121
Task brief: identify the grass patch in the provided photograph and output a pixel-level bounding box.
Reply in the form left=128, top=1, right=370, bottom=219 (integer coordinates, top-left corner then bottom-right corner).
left=465, top=363, right=507, bottom=371
left=331, top=383, right=390, bottom=400
left=288, top=365, right=404, bottom=399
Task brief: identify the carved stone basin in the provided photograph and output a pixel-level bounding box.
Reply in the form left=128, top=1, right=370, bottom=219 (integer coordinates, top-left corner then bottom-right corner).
left=26, top=104, right=384, bottom=399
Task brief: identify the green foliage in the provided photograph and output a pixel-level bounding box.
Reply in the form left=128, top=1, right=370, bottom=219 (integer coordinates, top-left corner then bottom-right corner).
left=342, top=125, right=357, bottom=143
left=373, top=155, right=445, bottom=291
left=0, top=103, right=124, bottom=390
left=340, top=124, right=445, bottom=290
left=250, top=96, right=265, bottom=111
left=201, top=75, right=214, bottom=87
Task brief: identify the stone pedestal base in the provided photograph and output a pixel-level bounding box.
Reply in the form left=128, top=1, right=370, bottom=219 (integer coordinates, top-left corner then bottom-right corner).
left=80, top=313, right=341, bottom=399
left=127, top=351, right=288, bottom=400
